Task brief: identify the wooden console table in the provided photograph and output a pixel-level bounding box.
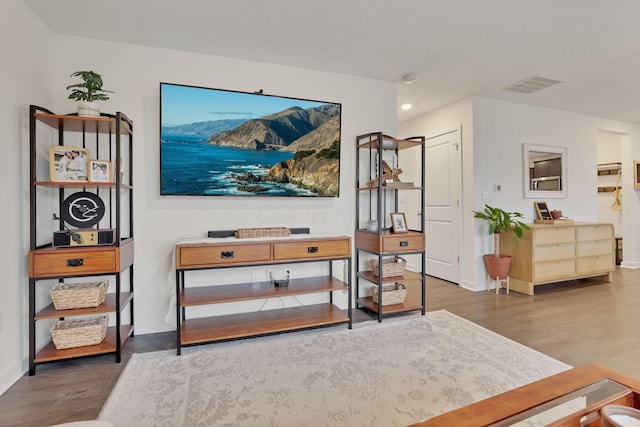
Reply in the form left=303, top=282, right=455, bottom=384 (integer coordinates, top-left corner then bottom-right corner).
left=500, top=222, right=615, bottom=295
left=410, top=363, right=640, bottom=427
left=174, top=234, right=352, bottom=354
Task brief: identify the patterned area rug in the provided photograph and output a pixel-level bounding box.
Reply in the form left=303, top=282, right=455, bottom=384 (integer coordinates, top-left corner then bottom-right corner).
left=99, top=310, right=571, bottom=426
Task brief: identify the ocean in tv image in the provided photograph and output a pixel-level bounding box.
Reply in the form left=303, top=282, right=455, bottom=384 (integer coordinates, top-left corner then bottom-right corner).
left=160, top=83, right=341, bottom=197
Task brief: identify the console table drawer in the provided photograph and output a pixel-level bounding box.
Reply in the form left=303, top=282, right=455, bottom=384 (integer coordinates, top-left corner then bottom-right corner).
left=534, top=227, right=575, bottom=245
left=534, top=260, right=575, bottom=281
left=178, top=243, right=271, bottom=268
left=576, top=255, right=613, bottom=274
left=30, top=249, right=116, bottom=278
left=577, top=224, right=613, bottom=241
left=273, top=238, right=350, bottom=261
left=533, top=243, right=575, bottom=262
left=381, top=235, right=424, bottom=252
left=577, top=240, right=614, bottom=257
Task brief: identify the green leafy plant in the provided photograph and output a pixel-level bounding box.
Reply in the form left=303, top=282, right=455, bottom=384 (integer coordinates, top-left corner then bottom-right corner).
left=66, top=71, right=113, bottom=102
left=472, top=204, right=530, bottom=257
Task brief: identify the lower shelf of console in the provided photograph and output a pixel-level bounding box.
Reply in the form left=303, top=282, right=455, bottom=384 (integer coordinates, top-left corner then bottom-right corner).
left=35, top=324, right=133, bottom=363
left=180, top=303, right=349, bottom=346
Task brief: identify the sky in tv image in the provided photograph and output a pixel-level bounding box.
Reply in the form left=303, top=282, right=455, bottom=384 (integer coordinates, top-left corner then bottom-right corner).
left=160, top=83, right=341, bottom=197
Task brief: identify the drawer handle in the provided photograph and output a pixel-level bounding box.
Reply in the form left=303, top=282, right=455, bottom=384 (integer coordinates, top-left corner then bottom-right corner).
left=307, top=246, right=319, bottom=253
left=220, top=251, right=234, bottom=259
left=67, top=258, right=84, bottom=267
left=400, top=241, right=409, bottom=247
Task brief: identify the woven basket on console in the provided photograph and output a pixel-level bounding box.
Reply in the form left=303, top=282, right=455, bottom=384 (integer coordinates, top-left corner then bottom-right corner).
left=50, top=316, right=108, bottom=350
left=50, top=281, right=108, bottom=310
left=235, top=227, right=291, bottom=239
left=371, top=283, right=407, bottom=306
left=370, top=256, right=406, bottom=278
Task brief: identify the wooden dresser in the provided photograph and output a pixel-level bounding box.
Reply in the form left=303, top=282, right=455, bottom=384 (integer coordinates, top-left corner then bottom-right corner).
left=174, top=234, right=352, bottom=354
left=500, top=222, right=615, bottom=295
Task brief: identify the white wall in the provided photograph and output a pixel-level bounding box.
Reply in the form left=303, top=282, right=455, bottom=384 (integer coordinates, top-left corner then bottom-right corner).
left=5, top=5, right=397, bottom=390
left=401, top=96, right=640, bottom=292
left=0, top=0, right=51, bottom=395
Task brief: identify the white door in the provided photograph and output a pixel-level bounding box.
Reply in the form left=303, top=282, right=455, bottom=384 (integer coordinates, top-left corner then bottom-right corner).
left=425, top=129, right=461, bottom=283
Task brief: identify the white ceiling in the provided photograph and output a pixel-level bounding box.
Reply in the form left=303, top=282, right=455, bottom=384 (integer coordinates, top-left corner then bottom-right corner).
left=22, top=0, right=640, bottom=124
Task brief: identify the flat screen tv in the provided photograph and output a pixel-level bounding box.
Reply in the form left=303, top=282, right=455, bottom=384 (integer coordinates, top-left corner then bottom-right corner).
left=160, top=82, right=341, bottom=197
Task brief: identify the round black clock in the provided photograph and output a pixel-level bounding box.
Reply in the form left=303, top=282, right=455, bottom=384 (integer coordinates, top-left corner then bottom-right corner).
left=61, top=191, right=105, bottom=228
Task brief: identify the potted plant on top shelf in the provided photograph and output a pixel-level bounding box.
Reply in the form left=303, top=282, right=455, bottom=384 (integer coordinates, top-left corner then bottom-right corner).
left=472, top=204, right=530, bottom=279
left=66, top=70, right=114, bottom=117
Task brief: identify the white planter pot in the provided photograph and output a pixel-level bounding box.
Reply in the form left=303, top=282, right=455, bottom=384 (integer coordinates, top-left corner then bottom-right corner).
left=77, top=101, right=100, bottom=117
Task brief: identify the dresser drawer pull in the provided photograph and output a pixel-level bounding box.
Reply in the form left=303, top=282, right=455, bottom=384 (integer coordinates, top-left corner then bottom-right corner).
left=400, top=241, right=409, bottom=247
left=307, top=246, right=319, bottom=253
left=220, top=251, right=234, bottom=259
left=67, top=258, right=84, bottom=267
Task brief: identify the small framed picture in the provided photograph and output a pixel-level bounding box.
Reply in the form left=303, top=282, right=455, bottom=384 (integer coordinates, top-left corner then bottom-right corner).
left=534, top=201, right=552, bottom=220
left=49, top=146, right=89, bottom=182
left=89, top=159, right=112, bottom=183
left=390, top=212, right=408, bottom=233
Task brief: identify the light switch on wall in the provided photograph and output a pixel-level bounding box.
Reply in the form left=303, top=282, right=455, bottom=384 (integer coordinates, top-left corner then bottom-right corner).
left=493, top=184, right=502, bottom=192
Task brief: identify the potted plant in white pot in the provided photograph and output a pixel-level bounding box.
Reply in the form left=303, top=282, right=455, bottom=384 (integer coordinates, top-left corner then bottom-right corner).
left=66, top=70, right=113, bottom=117
left=473, top=204, right=530, bottom=279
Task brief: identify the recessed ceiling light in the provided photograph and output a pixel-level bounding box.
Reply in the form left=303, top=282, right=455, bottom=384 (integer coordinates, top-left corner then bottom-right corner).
left=400, top=103, right=412, bottom=110
left=402, top=73, right=416, bottom=84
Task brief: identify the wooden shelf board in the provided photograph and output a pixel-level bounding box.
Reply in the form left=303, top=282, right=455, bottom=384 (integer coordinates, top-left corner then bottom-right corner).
left=356, top=186, right=423, bottom=191
left=181, top=276, right=348, bottom=306
left=35, top=112, right=132, bottom=135
left=34, top=181, right=132, bottom=189
left=181, top=304, right=349, bottom=344
left=35, top=292, right=133, bottom=320
left=34, top=324, right=132, bottom=363
left=357, top=296, right=423, bottom=314
left=357, top=270, right=422, bottom=284
left=357, top=135, right=423, bottom=151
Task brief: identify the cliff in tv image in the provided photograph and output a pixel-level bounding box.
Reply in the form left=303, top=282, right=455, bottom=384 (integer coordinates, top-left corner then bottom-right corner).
left=209, top=104, right=341, bottom=196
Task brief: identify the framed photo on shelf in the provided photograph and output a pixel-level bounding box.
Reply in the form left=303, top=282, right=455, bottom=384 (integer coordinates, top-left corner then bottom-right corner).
left=534, top=201, right=552, bottom=220
left=89, top=159, right=112, bottom=183
left=49, top=146, right=89, bottom=182
left=390, top=212, right=408, bottom=233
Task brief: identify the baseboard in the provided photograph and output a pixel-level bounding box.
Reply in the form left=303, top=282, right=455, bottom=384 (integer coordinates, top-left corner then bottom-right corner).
left=620, top=261, right=640, bottom=269
left=459, top=278, right=483, bottom=292
left=133, top=320, right=175, bottom=335
left=0, top=360, right=26, bottom=396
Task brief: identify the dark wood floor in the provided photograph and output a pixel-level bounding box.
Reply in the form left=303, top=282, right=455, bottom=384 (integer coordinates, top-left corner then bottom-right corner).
left=2, top=268, right=639, bottom=426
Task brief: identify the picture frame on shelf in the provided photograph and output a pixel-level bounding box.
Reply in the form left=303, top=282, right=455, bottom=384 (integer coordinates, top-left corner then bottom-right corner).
left=534, top=201, right=552, bottom=220
left=634, top=160, right=640, bottom=190
left=49, top=146, right=89, bottom=182
left=89, top=159, right=112, bottom=183
left=390, top=212, right=408, bottom=233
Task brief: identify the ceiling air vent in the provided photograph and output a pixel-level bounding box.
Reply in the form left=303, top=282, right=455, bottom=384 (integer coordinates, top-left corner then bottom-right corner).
left=504, top=75, right=562, bottom=94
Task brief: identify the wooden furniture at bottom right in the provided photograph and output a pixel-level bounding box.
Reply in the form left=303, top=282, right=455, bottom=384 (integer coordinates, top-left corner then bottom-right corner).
left=410, top=363, right=640, bottom=427
left=500, top=222, right=615, bottom=295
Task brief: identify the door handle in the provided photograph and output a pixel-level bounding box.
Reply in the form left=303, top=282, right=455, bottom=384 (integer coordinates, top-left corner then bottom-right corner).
left=221, top=251, right=234, bottom=259
left=307, top=246, right=319, bottom=253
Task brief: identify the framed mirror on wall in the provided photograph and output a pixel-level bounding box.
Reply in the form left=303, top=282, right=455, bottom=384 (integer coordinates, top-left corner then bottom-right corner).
left=523, top=143, right=567, bottom=198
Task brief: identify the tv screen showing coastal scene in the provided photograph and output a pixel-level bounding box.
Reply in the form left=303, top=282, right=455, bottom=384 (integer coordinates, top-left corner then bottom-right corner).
left=160, top=83, right=341, bottom=197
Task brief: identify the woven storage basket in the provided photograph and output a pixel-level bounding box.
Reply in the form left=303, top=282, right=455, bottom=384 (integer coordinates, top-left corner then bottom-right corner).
left=50, top=316, right=108, bottom=350
left=371, top=283, right=407, bottom=306
left=235, top=227, right=291, bottom=238
left=370, top=256, right=406, bottom=278
left=50, top=281, right=108, bottom=310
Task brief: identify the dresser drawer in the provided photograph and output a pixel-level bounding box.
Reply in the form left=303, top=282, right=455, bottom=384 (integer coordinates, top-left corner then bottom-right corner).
left=577, top=224, right=613, bottom=241
left=576, top=255, right=614, bottom=274
left=534, top=227, right=575, bottom=245
left=273, top=238, right=350, bottom=261
left=534, top=260, right=575, bottom=281
left=30, top=248, right=117, bottom=278
left=381, top=234, right=424, bottom=252
left=533, top=243, right=575, bottom=262
left=576, top=240, right=614, bottom=257
left=178, top=243, right=271, bottom=268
